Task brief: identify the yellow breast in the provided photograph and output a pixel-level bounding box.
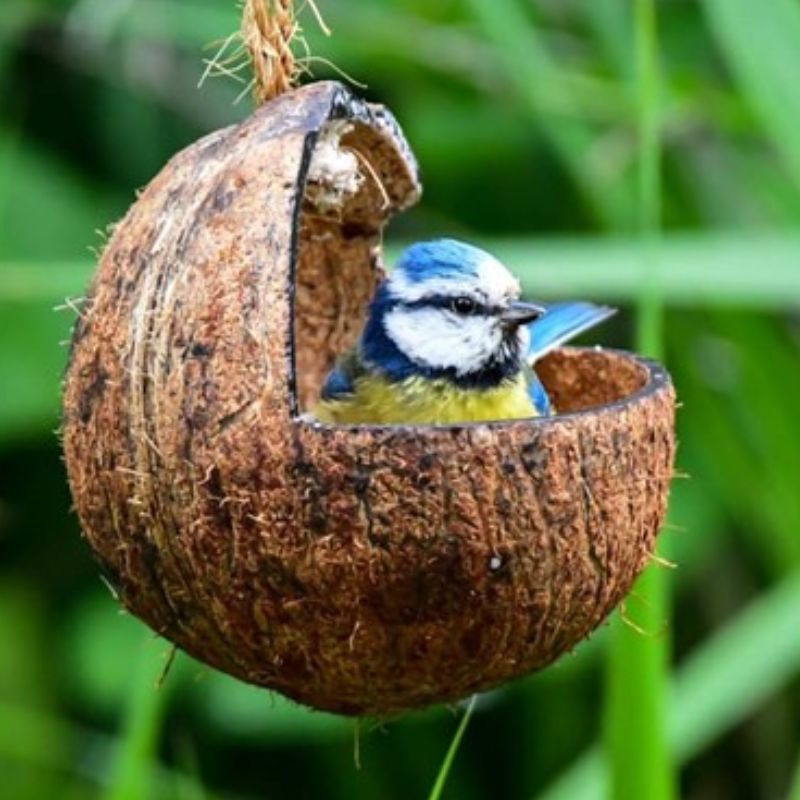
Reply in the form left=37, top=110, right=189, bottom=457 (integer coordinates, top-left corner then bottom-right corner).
left=313, top=373, right=537, bottom=425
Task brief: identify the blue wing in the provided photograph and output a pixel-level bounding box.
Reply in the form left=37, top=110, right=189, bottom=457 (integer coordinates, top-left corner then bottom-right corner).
left=527, top=369, right=553, bottom=416
left=320, top=365, right=355, bottom=401
left=525, top=301, right=615, bottom=415
left=526, top=302, right=616, bottom=364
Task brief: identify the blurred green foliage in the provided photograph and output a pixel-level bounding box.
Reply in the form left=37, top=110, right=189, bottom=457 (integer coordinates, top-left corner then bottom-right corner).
left=1, top=1, right=799, bottom=798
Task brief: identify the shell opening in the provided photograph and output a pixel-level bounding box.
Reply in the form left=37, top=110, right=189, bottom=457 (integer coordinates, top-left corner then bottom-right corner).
left=292, top=112, right=650, bottom=422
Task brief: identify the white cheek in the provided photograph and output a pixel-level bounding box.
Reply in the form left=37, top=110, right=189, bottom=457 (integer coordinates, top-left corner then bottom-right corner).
left=384, top=309, right=502, bottom=375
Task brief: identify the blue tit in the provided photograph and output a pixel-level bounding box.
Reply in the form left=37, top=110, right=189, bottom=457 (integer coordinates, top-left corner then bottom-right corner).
left=313, top=239, right=615, bottom=425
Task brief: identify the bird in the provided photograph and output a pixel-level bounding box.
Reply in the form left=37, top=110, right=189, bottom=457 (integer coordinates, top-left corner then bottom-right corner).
left=312, top=239, right=615, bottom=425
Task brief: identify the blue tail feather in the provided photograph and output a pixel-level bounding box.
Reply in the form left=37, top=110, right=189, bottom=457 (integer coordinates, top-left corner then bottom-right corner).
left=526, top=301, right=616, bottom=364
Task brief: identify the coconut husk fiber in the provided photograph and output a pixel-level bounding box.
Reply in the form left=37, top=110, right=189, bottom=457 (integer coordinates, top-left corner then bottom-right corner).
left=62, top=81, right=676, bottom=716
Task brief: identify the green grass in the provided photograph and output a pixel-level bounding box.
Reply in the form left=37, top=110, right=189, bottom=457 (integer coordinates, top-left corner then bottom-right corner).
left=465, top=0, right=633, bottom=229
left=702, top=0, right=800, bottom=190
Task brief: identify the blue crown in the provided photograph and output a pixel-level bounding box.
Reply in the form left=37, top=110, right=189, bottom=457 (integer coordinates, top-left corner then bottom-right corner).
left=394, top=239, right=489, bottom=285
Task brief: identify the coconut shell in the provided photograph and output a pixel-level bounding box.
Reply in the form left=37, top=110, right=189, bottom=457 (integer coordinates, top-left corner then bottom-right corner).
left=62, top=81, right=676, bottom=716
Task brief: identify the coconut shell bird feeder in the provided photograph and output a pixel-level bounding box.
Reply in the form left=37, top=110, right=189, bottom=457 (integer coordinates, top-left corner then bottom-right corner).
left=62, top=10, right=675, bottom=717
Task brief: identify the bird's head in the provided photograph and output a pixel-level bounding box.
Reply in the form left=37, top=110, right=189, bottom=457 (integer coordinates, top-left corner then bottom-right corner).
left=361, top=239, right=545, bottom=386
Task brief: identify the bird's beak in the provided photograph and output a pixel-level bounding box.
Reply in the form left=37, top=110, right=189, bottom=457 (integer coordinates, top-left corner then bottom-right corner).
left=501, top=300, right=547, bottom=327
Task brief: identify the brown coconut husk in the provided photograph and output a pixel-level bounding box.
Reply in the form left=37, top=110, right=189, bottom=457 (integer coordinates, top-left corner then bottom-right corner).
left=62, top=81, right=675, bottom=716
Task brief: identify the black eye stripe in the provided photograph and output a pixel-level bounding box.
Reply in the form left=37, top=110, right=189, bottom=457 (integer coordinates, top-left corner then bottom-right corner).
left=403, top=294, right=500, bottom=315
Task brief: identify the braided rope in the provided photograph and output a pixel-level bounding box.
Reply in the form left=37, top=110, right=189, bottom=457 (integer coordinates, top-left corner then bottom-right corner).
left=242, top=0, right=298, bottom=104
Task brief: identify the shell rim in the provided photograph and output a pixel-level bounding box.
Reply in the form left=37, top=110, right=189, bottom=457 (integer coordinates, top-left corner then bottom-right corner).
left=296, top=345, right=671, bottom=434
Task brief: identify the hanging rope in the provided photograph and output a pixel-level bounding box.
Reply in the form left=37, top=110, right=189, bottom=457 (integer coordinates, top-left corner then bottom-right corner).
left=241, top=0, right=298, bottom=104
left=199, top=0, right=335, bottom=105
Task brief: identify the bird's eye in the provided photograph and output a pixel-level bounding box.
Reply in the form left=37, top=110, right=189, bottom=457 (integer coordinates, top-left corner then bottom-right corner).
left=451, top=296, right=477, bottom=315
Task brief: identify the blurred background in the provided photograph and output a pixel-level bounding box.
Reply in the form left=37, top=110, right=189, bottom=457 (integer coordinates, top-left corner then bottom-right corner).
left=2, top=0, right=800, bottom=798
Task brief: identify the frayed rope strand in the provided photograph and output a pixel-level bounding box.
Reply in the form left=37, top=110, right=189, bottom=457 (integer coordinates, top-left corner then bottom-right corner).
left=200, top=0, right=332, bottom=105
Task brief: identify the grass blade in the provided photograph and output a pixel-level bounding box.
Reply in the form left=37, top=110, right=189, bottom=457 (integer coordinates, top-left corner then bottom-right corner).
left=427, top=696, right=477, bottom=800
left=605, top=1, right=675, bottom=798
left=105, top=637, right=175, bottom=800
left=790, top=751, right=800, bottom=800
left=0, top=699, right=207, bottom=794
left=633, top=0, right=662, bottom=362
left=669, top=572, right=800, bottom=759
left=606, top=568, right=674, bottom=800
left=489, top=233, right=800, bottom=305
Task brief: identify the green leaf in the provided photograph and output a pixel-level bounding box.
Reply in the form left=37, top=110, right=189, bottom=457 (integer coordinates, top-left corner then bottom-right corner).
left=0, top=134, right=122, bottom=262
left=196, top=676, right=351, bottom=742
left=0, top=700, right=103, bottom=778
left=463, top=0, right=635, bottom=229
left=0, top=699, right=206, bottom=796
left=0, top=130, right=122, bottom=444
left=579, top=0, right=633, bottom=82
left=62, top=592, right=351, bottom=742
left=62, top=596, right=158, bottom=717
left=668, top=312, right=800, bottom=575
left=0, top=0, right=47, bottom=84
left=502, top=233, right=800, bottom=306
left=0, top=301, right=74, bottom=444
left=670, top=572, right=800, bottom=759
left=606, top=568, right=674, bottom=800
left=702, top=0, right=800, bottom=193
